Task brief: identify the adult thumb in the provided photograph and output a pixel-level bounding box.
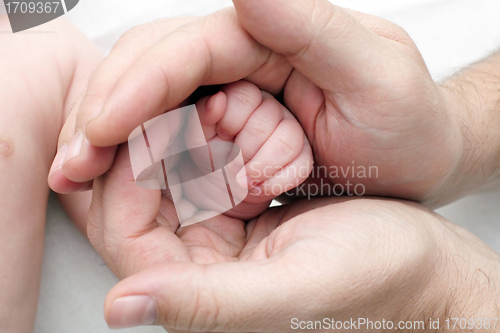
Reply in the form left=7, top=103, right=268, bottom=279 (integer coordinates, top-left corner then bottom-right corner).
left=104, top=260, right=308, bottom=331
left=232, top=0, right=387, bottom=93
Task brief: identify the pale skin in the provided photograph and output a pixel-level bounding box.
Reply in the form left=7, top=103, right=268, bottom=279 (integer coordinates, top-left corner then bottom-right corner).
left=49, top=2, right=499, bottom=209
left=1, top=1, right=499, bottom=332
left=191, top=80, right=313, bottom=220
left=48, top=0, right=500, bottom=331
left=0, top=16, right=100, bottom=332
left=0, top=14, right=311, bottom=332
left=90, top=145, right=500, bottom=331
left=127, top=79, right=312, bottom=222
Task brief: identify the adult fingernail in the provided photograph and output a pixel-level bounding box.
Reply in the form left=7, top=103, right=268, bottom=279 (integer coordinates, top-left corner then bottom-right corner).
left=86, top=109, right=105, bottom=131
left=49, top=144, right=68, bottom=176
left=107, top=295, right=157, bottom=329
left=64, top=131, right=84, bottom=163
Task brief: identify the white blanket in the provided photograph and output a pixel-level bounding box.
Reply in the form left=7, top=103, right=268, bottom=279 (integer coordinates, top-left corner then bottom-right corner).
left=33, top=0, right=500, bottom=332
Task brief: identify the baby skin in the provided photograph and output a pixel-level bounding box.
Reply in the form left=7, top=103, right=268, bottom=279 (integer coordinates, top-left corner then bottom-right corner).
left=0, top=16, right=101, bottom=332
left=181, top=80, right=313, bottom=222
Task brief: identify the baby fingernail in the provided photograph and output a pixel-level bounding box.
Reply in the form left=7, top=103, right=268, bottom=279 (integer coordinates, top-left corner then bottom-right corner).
left=205, top=94, right=216, bottom=110
left=49, top=144, right=68, bottom=176
left=217, top=128, right=232, bottom=140
left=236, top=170, right=252, bottom=189
left=250, top=186, right=262, bottom=195
left=64, top=131, right=84, bottom=163
left=107, top=295, right=157, bottom=329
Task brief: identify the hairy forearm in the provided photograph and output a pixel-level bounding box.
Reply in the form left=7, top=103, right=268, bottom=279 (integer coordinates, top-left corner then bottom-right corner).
left=438, top=219, right=500, bottom=332
left=440, top=52, right=500, bottom=199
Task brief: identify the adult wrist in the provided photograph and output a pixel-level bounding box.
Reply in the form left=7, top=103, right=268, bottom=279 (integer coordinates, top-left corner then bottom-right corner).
left=432, top=76, right=500, bottom=206
left=437, top=55, right=500, bottom=200
left=418, top=82, right=474, bottom=208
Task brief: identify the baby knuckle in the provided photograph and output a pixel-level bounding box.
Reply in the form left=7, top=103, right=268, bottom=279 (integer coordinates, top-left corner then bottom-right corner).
left=245, top=120, right=270, bottom=140
left=225, top=81, right=260, bottom=107
left=272, top=131, right=300, bottom=158
left=218, top=121, right=239, bottom=136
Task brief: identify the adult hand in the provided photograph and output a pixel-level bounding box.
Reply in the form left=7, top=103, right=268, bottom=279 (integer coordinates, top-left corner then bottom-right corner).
left=88, top=146, right=499, bottom=332
left=89, top=144, right=500, bottom=332
left=49, top=0, right=479, bottom=207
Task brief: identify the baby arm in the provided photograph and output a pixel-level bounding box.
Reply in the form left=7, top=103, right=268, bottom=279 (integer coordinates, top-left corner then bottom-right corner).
left=0, top=16, right=100, bottom=332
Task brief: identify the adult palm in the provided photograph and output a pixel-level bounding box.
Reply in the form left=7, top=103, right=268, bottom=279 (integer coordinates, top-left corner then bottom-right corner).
left=86, top=145, right=495, bottom=332
left=87, top=144, right=247, bottom=278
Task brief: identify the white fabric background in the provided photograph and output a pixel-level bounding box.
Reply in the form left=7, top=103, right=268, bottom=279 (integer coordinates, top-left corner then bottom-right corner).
left=25, top=0, right=500, bottom=332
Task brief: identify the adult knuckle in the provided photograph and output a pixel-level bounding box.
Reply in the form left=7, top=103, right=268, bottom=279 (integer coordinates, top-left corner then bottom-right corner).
left=380, top=21, right=412, bottom=44
left=86, top=223, right=102, bottom=253
left=291, top=2, right=352, bottom=61
left=116, top=23, right=158, bottom=50
left=321, top=5, right=357, bottom=41
left=170, top=270, right=221, bottom=331
left=102, top=226, right=126, bottom=263
left=127, top=22, right=157, bottom=40
left=191, top=285, right=220, bottom=331
left=86, top=209, right=103, bottom=248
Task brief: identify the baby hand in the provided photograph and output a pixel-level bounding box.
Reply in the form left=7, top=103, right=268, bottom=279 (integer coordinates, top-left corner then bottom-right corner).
left=194, top=81, right=313, bottom=219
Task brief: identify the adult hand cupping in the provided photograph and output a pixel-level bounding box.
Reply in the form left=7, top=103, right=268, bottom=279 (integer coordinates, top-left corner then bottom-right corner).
left=49, top=0, right=473, bottom=207
left=89, top=144, right=500, bottom=332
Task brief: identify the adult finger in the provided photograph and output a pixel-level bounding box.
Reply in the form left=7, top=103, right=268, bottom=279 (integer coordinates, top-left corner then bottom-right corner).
left=87, top=144, right=190, bottom=279
left=85, top=8, right=275, bottom=148
left=102, top=200, right=340, bottom=331
left=102, top=200, right=346, bottom=331
left=48, top=92, right=93, bottom=193
left=59, top=17, right=196, bottom=186
left=103, top=259, right=298, bottom=331
left=232, top=0, right=397, bottom=94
